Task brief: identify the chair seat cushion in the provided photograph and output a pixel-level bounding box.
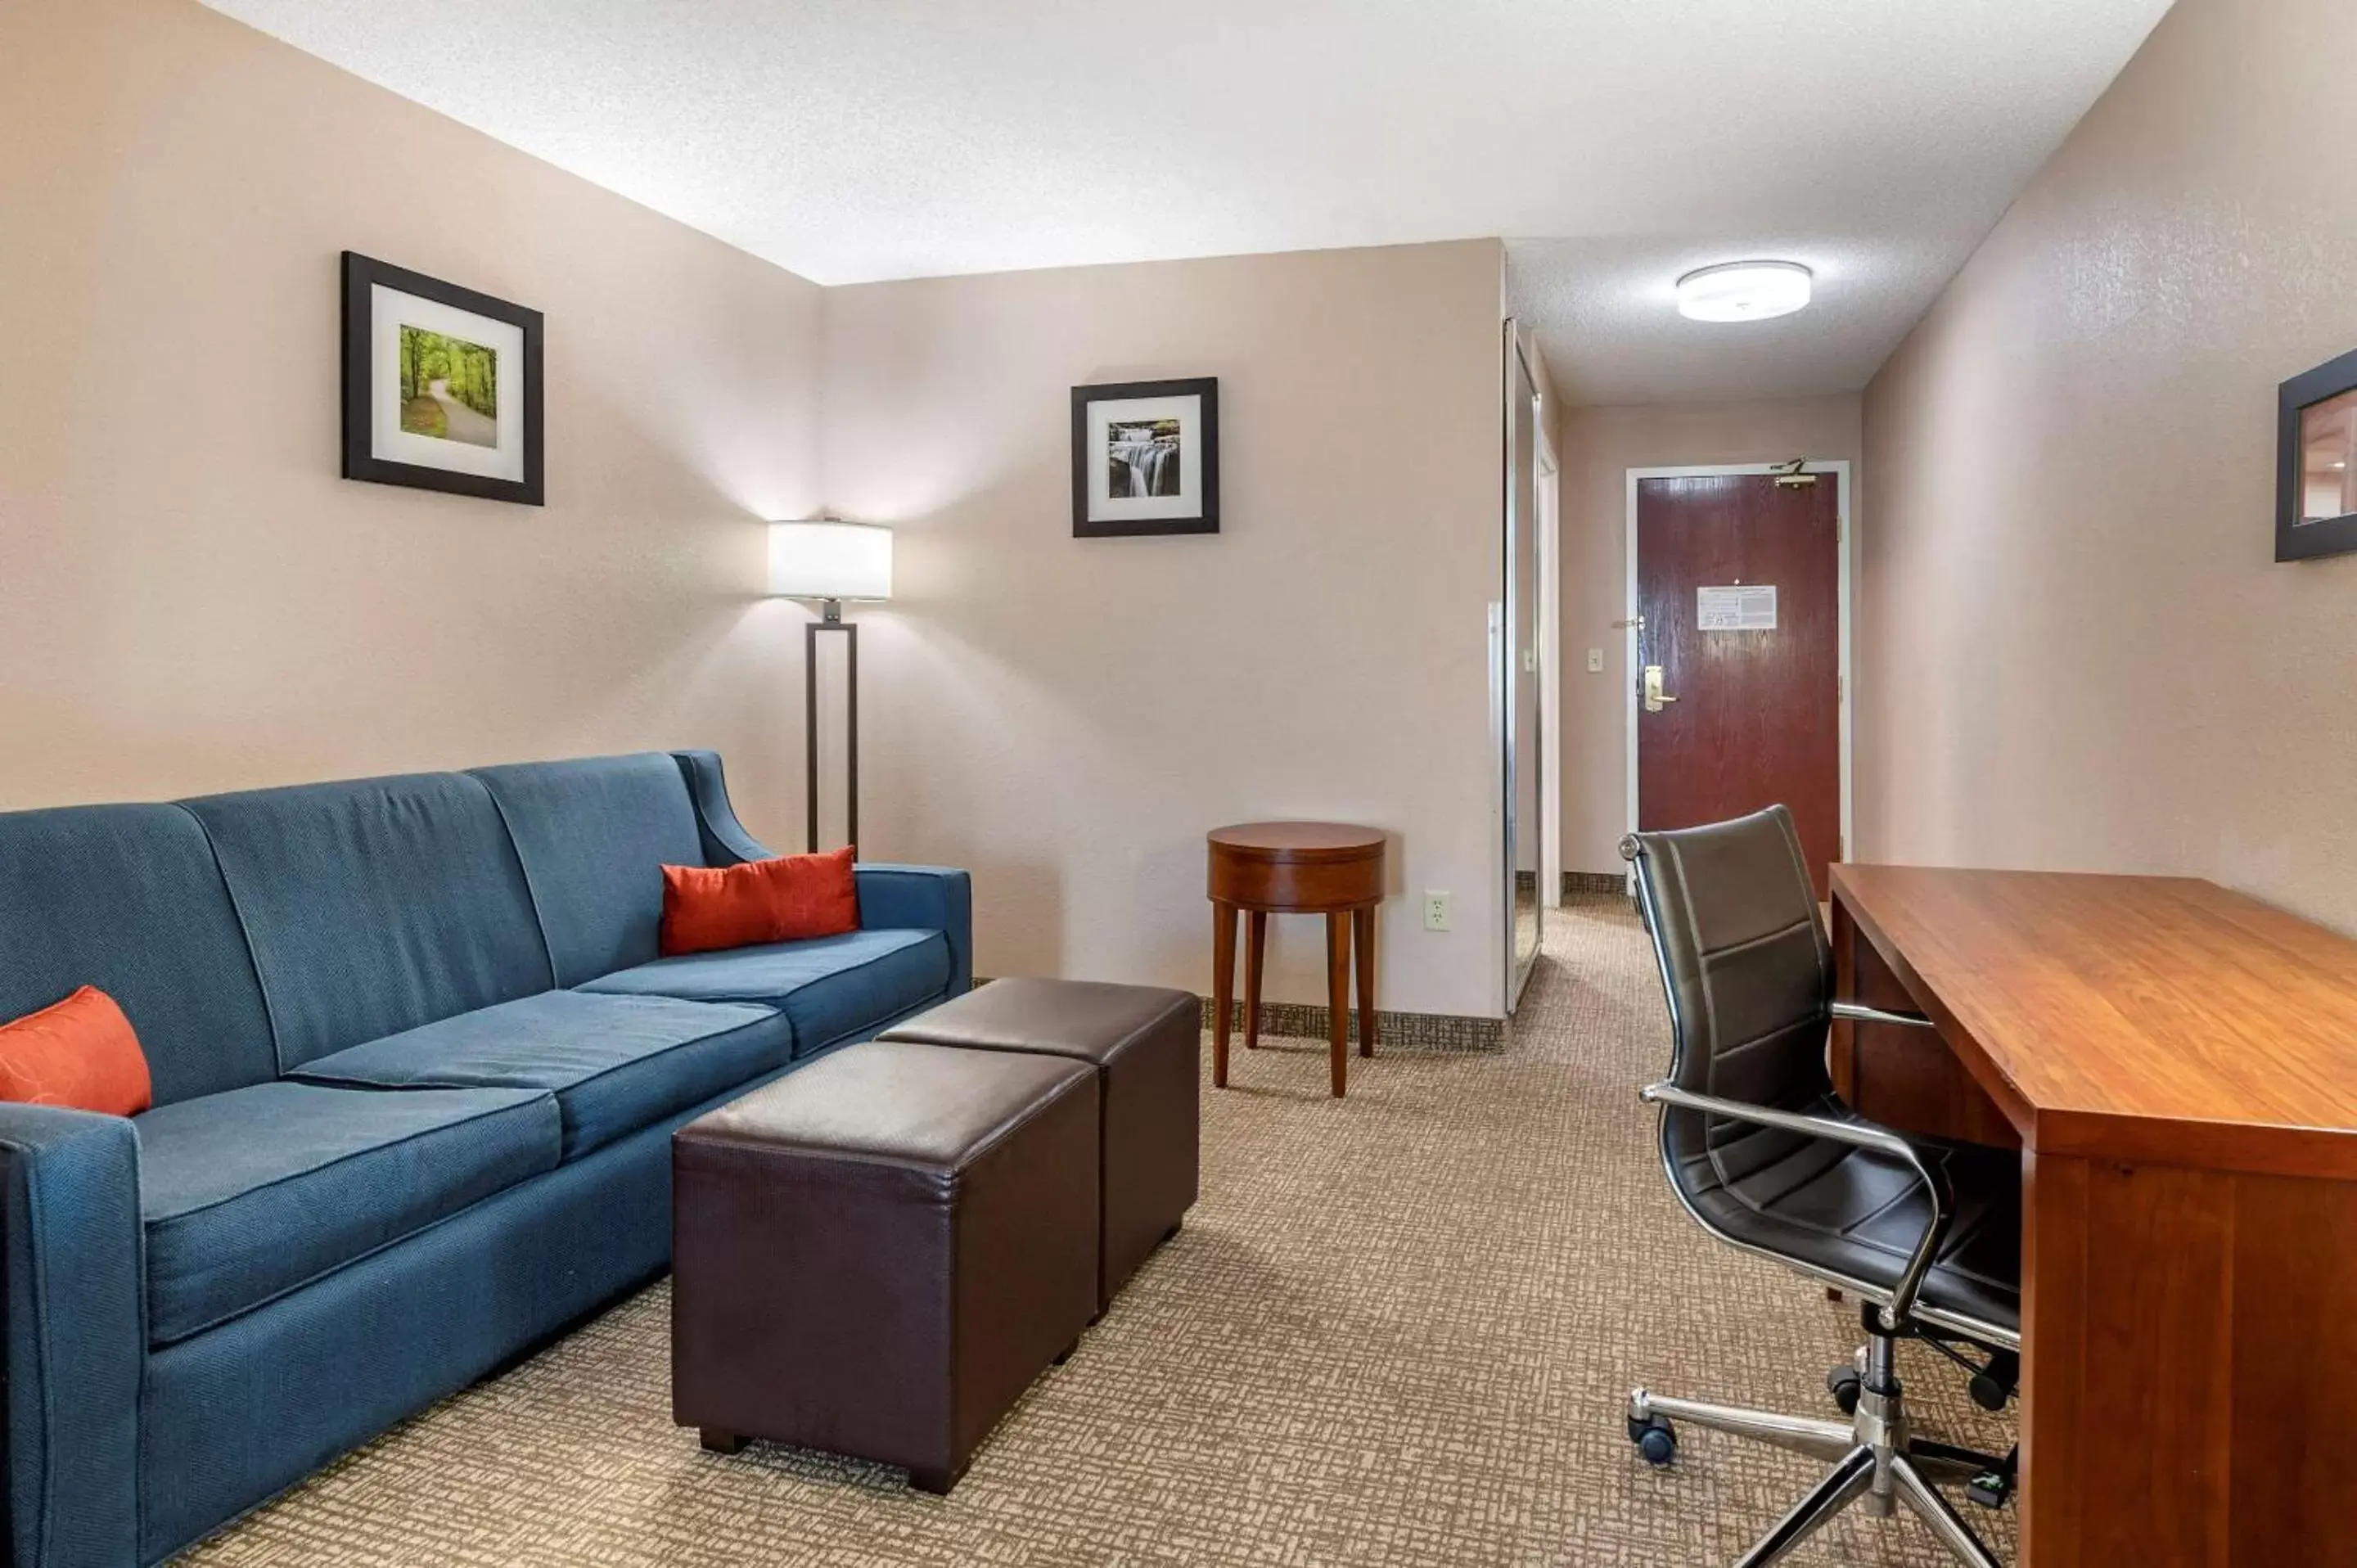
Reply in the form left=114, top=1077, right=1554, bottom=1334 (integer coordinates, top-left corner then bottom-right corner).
left=137, top=1082, right=560, bottom=1345
left=1675, top=1099, right=2022, bottom=1333
left=579, top=929, right=949, bottom=1058
left=290, top=992, right=792, bottom=1160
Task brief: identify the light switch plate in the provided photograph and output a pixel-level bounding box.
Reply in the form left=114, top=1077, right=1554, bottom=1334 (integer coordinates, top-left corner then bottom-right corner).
left=1586, top=647, right=1605, bottom=673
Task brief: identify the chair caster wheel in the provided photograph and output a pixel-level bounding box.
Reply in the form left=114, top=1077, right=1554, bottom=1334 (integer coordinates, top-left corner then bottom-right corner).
left=1826, top=1366, right=1862, bottom=1416
left=1626, top=1412, right=1676, bottom=1467
left=1970, top=1349, right=2020, bottom=1412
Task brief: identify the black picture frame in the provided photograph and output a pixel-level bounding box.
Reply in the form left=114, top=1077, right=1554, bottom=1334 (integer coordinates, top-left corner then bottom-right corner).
left=340, top=251, right=545, bottom=506
left=1070, top=376, right=1219, bottom=537
left=2277, top=345, right=2357, bottom=562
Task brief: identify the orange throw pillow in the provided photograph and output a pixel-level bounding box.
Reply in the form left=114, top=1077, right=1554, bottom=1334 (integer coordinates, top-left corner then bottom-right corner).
left=660, top=848, right=860, bottom=957
left=0, top=986, right=154, bottom=1117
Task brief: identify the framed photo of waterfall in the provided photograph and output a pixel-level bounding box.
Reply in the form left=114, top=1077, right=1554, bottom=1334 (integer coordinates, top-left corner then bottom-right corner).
left=1071, top=377, right=1219, bottom=537
left=340, top=251, right=545, bottom=505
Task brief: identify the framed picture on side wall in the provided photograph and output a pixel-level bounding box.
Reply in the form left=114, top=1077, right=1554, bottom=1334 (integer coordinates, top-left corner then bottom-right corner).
left=341, top=252, right=545, bottom=506
left=2278, top=345, right=2357, bottom=561
left=1071, top=376, right=1219, bottom=537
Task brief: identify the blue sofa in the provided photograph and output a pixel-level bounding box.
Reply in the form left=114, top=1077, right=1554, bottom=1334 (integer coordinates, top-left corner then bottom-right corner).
left=0, top=751, right=970, bottom=1568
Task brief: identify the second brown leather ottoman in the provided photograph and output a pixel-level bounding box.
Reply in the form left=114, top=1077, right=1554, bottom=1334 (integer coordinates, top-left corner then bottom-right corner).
left=881, top=978, right=1198, bottom=1310
left=672, top=1040, right=1098, bottom=1494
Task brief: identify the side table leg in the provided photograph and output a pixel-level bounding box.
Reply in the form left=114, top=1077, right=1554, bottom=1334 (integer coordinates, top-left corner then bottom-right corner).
left=1244, top=910, right=1267, bottom=1049
left=1353, top=903, right=1377, bottom=1057
left=1212, top=899, right=1237, bottom=1088
left=1326, top=911, right=1351, bottom=1097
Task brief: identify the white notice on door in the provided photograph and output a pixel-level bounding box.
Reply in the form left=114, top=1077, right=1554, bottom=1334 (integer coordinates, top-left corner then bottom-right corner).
left=1697, top=584, right=1777, bottom=632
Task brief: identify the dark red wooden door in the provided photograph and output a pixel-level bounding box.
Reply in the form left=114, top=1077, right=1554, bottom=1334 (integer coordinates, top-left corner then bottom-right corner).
left=1636, top=474, right=1841, bottom=898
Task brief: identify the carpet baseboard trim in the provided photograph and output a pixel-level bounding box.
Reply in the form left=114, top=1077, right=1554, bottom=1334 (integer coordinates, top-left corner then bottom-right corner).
left=967, top=978, right=1503, bottom=1053
left=1201, top=998, right=1504, bottom=1053
left=1562, top=870, right=1629, bottom=896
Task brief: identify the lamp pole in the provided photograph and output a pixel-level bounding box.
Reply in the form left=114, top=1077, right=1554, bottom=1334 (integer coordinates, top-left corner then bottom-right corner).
left=768, top=518, right=890, bottom=858
left=804, top=598, right=856, bottom=854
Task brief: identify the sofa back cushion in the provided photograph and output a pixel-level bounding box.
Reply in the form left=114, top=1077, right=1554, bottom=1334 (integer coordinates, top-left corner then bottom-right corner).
left=468, top=754, right=706, bottom=987
left=182, top=773, right=555, bottom=1070
left=0, top=804, right=277, bottom=1105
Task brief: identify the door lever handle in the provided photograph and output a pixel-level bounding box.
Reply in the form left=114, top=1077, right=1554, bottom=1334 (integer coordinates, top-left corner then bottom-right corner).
left=1643, top=664, right=1678, bottom=713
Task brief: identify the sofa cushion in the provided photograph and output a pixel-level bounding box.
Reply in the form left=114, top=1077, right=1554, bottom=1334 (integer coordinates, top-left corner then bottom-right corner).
left=579, top=929, right=950, bottom=1058
left=0, top=803, right=277, bottom=1106
left=290, top=992, right=792, bottom=1160
left=468, top=755, right=706, bottom=988
left=136, top=1082, right=560, bottom=1345
left=181, top=773, right=556, bottom=1070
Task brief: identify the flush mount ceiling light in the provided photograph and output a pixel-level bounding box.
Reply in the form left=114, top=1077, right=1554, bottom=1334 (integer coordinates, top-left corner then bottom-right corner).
left=1675, top=261, right=1814, bottom=323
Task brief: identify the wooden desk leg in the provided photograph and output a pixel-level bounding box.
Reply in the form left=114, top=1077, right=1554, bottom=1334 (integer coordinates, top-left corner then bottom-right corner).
left=1244, top=911, right=1266, bottom=1050
left=1352, top=904, right=1377, bottom=1057
left=1211, top=900, right=1237, bottom=1088
left=1325, top=911, right=1350, bottom=1097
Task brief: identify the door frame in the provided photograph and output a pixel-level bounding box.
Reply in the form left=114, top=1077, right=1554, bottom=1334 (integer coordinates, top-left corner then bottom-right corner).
left=1538, top=428, right=1562, bottom=912
left=1498, top=321, right=1544, bottom=1013
left=1621, top=461, right=1853, bottom=865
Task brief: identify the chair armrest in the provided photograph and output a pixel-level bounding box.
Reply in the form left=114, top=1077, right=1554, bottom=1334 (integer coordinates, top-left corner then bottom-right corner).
left=855, top=865, right=973, bottom=997
left=0, top=1104, right=144, bottom=1568
left=1639, top=1080, right=1954, bottom=1331
left=670, top=750, right=776, bottom=866
left=1830, top=1001, right=1937, bottom=1030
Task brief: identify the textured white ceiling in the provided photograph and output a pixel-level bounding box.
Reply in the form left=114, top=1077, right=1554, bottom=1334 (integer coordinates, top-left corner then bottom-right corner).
left=203, top=0, right=2172, bottom=404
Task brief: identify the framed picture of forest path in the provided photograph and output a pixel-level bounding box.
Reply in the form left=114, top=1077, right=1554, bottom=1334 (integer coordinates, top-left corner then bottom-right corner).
left=341, top=252, right=544, bottom=505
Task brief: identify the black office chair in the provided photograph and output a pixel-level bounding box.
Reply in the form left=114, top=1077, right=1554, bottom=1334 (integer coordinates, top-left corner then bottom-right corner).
left=1618, top=806, right=2021, bottom=1568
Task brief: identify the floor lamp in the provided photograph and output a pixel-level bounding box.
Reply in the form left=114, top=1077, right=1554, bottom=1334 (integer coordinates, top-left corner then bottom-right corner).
left=767, top=520, right=893, bottom=854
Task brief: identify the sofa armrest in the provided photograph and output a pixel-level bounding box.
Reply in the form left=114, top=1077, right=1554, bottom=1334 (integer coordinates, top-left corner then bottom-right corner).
left=0, top=1105, right=143, bottom=1568
left=856, top=865, right=973, bottom=997
left=669, top=751, right=971, bottom=997
left=669, top=750, right=775, bottom=866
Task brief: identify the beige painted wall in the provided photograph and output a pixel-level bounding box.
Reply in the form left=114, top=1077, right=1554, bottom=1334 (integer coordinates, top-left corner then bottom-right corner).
left=1859, top=0, right=2357, bottom=933
left=0, top=0, right=822, bottom=841
left=822, top=241, right=1507, bottom=1016
left=1557, top=397, right=1863, bottom=872
left=2, top=2, right=1513, bottom=1016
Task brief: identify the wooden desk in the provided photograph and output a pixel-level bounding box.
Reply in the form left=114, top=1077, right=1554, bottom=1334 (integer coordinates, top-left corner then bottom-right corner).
left=1207, top=822, right=1384, bottom=1097
left=1830, top=865, right=2357, bottom=1567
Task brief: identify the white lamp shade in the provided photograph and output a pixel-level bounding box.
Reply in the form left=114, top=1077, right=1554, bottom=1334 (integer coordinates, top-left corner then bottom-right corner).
left=768, top=520, right=892, bottom=601
left=1674, top=261, right=1813, bottom=323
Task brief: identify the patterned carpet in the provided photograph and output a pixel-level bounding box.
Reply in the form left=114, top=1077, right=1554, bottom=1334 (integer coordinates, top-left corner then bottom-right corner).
left=178, top=895, right=2015, bottom=1566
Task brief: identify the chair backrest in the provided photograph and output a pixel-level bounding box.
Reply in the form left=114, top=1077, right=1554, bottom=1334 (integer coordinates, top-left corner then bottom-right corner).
left=1621, top=805, right=1836, bottom=1181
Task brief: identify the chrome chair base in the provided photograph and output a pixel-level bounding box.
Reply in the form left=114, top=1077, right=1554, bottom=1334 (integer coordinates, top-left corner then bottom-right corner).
left=1628, top=1338, right=2008, bottom=1568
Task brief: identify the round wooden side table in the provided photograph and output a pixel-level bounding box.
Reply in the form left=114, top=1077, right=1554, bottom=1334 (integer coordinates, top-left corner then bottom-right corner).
left=1206, top=822, right=1386, bottom=1098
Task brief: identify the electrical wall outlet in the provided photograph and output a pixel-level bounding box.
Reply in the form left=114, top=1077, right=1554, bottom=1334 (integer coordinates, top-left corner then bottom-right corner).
left=1423, top=890, right=1452, bottom=931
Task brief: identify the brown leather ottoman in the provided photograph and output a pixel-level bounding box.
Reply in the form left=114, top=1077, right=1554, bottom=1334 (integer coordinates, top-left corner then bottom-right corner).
left=881, top=978, right=1198, bottom=1310
left=671, top=1039, right=1098, bottom=1494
